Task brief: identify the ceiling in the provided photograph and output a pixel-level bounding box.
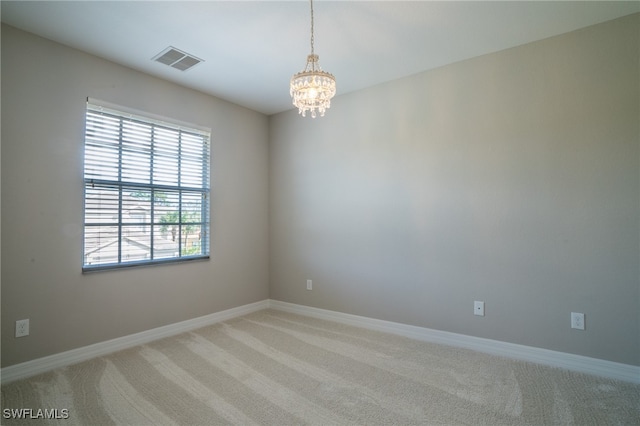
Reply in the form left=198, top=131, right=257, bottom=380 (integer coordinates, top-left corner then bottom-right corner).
left=2, top=1, right=639, bottom=116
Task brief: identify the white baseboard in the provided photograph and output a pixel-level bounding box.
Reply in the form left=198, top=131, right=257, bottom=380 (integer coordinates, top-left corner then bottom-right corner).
left=268, top=300, right=640, bottom=384
left=1, top=300, right=269, bottom=385
left=4, top=299, right=638, bottom=385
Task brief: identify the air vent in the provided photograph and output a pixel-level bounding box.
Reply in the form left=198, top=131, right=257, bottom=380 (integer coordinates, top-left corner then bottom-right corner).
left=153, top=47, right=203, bottom=71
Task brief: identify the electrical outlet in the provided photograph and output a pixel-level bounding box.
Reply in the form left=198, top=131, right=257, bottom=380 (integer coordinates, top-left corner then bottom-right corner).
left=474, top=301, right=485, bottom=316
left=571, top=312, right=585, bottom=330
left=306, top=279, right=312, bottom=290
left=15, top=319, right=29, bottom=338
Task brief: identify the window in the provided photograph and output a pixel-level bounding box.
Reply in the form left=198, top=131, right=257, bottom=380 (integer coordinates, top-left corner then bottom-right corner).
left=83, top=99, right=210, bottom=271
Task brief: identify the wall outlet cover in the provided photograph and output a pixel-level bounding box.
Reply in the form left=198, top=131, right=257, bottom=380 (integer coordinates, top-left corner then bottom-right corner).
left=15, top=319, right=29, bottom=337
left=571, top=312, right=585, bottom=330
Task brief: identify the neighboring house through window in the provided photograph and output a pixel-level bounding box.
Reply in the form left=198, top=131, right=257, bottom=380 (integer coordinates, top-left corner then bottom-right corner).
left=83, top=99, right=211, bottom=271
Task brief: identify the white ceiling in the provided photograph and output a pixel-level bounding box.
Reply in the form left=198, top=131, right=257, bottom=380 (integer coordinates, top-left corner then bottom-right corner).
left=2, top=1, right=639, bottom=116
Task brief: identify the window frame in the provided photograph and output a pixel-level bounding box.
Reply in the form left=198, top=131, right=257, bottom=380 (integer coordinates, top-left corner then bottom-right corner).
left=82, top=98, right=211, bottom=272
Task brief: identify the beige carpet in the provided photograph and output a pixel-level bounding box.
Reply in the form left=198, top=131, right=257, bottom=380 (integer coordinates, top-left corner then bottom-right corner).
left=2, top=309, right=639, bottom=425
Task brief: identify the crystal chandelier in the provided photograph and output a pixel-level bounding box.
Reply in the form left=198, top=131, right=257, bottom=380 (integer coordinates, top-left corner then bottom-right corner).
left=290, top=0, right=336, bottom=118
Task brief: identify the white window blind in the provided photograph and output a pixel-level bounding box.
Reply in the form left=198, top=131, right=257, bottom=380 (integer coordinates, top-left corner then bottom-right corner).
left=83, top=99, right=210, bottom=271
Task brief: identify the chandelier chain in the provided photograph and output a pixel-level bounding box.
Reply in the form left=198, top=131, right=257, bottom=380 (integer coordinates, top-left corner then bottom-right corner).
left=310, top=0, right=315, bottom=58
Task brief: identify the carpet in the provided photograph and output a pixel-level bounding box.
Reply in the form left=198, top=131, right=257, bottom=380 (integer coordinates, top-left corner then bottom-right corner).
left=2, top=309, right=639, bottom=425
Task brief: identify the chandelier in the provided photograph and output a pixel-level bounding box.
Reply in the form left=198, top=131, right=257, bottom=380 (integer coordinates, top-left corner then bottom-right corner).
left=290, top=0, right=336, bottom=118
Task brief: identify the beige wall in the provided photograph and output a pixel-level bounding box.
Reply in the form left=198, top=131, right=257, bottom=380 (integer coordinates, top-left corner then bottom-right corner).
left=1, top=24, right=270, bottom=367
left=269, top=14, right=639, bottom=366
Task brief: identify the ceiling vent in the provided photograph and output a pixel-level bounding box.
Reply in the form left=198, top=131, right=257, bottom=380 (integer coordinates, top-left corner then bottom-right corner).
left=153, top=47, right=203, bottom=71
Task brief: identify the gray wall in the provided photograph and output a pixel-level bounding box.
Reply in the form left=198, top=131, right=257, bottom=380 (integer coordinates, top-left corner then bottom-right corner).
left=3, top=14, right=639, bottom=370
left=1, top=25, right=270, bottom=367
left=269, top=14, right=639, bottom=366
